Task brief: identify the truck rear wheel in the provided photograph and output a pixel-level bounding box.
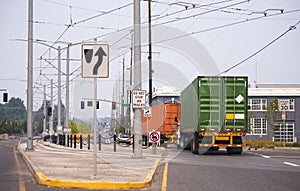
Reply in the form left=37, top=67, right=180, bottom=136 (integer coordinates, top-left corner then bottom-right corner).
left=191, top=134, right=199, bottom=154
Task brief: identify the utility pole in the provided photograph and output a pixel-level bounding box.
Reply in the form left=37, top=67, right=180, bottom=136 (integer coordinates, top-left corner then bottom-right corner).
left=43, top=84, right=46, bottom=135
left=50, top=79, right=53, bottom=137
left=133, top=0, right=143, bottom=158
left=65, top=44, right=70, bottom=145
left=148, top=0, right=153, bottom=106
left=121, top=57, right=125, bottom=127
left=57, top=46, right=62, bottom=132
left=26, top=0, right=33, bottom=150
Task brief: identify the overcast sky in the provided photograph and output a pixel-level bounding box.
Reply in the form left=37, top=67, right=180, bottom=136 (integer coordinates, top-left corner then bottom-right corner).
left=0, top=0, right=299, bottom=118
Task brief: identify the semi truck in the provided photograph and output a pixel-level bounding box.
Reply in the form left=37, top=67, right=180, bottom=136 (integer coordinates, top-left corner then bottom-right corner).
left=142, top=102, right=181, bottom=145
left=177, top=76, right=248, bottom=154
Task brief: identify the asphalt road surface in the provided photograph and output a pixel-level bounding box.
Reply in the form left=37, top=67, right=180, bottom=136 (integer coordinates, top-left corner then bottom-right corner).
left=161, top=148, right=300, bottom=191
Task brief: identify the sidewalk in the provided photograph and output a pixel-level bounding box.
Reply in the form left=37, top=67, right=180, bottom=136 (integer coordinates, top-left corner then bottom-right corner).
left=18, top=139, right=165, bottom=190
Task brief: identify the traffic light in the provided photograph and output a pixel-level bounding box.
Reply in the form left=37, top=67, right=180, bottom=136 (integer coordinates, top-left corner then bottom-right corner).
left=81, top=101, right=84, bottom=109
left=3, top=92, right=8, bottom=102
left=96, top=101, right=100, bottom=109
left=112, top=102, right=116, bottom=110
left=47, top=107, right=52, bottom=116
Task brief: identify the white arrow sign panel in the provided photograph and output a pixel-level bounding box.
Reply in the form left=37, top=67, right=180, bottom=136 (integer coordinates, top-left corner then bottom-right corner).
left=82, top=44, right=109, bottom=78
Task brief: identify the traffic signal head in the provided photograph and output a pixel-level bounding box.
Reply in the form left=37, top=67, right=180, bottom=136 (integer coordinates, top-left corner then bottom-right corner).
left=3, top=92, right=8, bottom=102
left=47, top=107, right=52, bottom=116
left=96, top=101, right=100, bottom=109
left=112, top=102, right=116, bottom=110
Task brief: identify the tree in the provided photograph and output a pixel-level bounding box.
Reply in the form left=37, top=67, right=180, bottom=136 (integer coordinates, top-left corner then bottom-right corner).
left=70, top=120, right=79, bottom=134
left=0, top=97, right=27, bottom=135
left=264, top=98, right=281, bottom=131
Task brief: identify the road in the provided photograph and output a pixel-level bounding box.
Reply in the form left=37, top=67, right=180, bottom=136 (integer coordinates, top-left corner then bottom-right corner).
left=159, top=148, right=300, bottom=191
left=0, top=139, right=21, bottom=191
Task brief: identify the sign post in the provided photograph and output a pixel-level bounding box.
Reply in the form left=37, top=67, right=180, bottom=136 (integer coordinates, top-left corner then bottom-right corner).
left=82, top=43, right=109, bottom=177
left=149, top=131, right=160, bottom=154
left=144, top=106, right=152, bottom=147
left=278, top=99, right=289, bottom=146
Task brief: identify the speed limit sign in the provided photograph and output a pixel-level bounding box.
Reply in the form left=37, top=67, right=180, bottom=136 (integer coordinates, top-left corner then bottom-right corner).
left=278, top=99, right=290, bottom=111
left=149, top=131, right=160, bottom=143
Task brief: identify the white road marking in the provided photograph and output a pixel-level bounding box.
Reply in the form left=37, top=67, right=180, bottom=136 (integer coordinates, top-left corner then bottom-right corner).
left=261, top=154, right=271, bottom=159
left=283, top=162, right=299, bottom=167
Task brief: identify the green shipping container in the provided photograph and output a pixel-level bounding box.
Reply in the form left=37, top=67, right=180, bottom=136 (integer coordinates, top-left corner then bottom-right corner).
left=180, top=76, right=248, bottom=134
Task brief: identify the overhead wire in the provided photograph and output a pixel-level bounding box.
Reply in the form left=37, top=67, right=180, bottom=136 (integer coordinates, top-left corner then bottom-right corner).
left=217, top=20, right=300, bottom=75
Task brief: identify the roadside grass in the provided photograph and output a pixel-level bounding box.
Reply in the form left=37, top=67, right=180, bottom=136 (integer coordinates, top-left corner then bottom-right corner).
left=244, top=140, right=300, bottom=149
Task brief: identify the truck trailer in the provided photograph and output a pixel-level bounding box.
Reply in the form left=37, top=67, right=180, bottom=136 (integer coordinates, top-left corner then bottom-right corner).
left=142, top=103, right=181, bottom=145
left=178, top=76, right=248, bottom=154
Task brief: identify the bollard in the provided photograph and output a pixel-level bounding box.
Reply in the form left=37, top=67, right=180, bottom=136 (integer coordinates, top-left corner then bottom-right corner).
left=98, top=135, right=101, bottom=151
left=88, top=134, right=90, bottom=150
left=70, top=134, right=72, bottom=148
left=67, top=134, right=69, bottom=147
left=80, top=134, right=83, bottom=149
left=113, top=134, right=116, bottom=152
left=74, top=134, right=76, bottom=149
left=132, top=134, right=135, bottom=153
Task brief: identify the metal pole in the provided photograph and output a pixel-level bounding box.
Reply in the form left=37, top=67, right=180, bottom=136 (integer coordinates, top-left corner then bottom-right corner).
left=26, top=0, right=33, bottom=150
left=93, top=39, right=98, bottom=177
left=148, top=0, right=153, bottom=106
left=43, top=84, right=46, bottom=135
left=121, top=57, right=125, bottom=126
left=57, top=46, right=61, bottom=128
left=65, top=44, right=70, bottom=146
left=50, top=79, right=53, bottom=138
left=133, top=0, right=143, bottom=158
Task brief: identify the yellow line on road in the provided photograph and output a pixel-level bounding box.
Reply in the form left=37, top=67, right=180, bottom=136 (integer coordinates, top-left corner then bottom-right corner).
left=14, top=147, right=26, bottom=191
left=161, top=162, right=169, bottom=191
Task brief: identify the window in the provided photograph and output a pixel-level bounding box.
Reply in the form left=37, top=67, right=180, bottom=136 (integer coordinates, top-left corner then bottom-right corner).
left=249, top=118, right=267, bottom=135
left=274, top=122, right=295, bottom=142
left=248, top=99, right=267, bottom=111
left=289, top=99, right=295, bottom=111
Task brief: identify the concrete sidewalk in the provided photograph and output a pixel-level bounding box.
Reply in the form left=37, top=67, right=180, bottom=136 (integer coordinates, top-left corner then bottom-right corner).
left=18, top=139, right=165, bottom=190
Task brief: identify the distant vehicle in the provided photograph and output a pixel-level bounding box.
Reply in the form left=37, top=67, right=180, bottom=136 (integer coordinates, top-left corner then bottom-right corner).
left=117, top=133, right=132, bottom=145
left=178, top=76, right=248, bottom=154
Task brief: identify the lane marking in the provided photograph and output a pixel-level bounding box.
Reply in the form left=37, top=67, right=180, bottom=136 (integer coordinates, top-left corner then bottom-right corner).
left=161, top=162, right=169, bottom=191
left=14, top=147, right=26, bottom=191
left=260, top=154, right=271, bottom=159
left=283, top=162, right=299, bottom=167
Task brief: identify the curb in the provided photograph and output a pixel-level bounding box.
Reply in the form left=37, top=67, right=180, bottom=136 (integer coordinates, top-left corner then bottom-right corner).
left=34, top=159, right=160, bottom=190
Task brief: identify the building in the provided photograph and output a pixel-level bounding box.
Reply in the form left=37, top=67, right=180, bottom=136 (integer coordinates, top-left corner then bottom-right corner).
left=246, top=84, right=300, bottom=143
left=151, top=86, right=181, bottom=106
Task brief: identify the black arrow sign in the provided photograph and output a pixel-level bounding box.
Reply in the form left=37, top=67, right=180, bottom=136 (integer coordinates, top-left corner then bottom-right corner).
left=93, top=47, right=107, bottom=75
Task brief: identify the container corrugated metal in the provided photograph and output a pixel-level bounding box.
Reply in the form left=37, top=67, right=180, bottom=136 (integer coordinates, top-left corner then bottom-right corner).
left=142, top=103, right=181, bottom=136
left=180, top=76, right=248, bottom=134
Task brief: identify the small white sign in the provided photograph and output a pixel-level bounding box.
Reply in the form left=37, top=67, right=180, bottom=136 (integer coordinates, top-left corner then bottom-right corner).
left=132, top=90, right=146, bottom=108
left=82, top=44, right=109, bottom=78
left=144, top=107, right=152, bottom=117
left=149, top=131, right=160, bottom=143
left=64, top=127, right=71, bottom=133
